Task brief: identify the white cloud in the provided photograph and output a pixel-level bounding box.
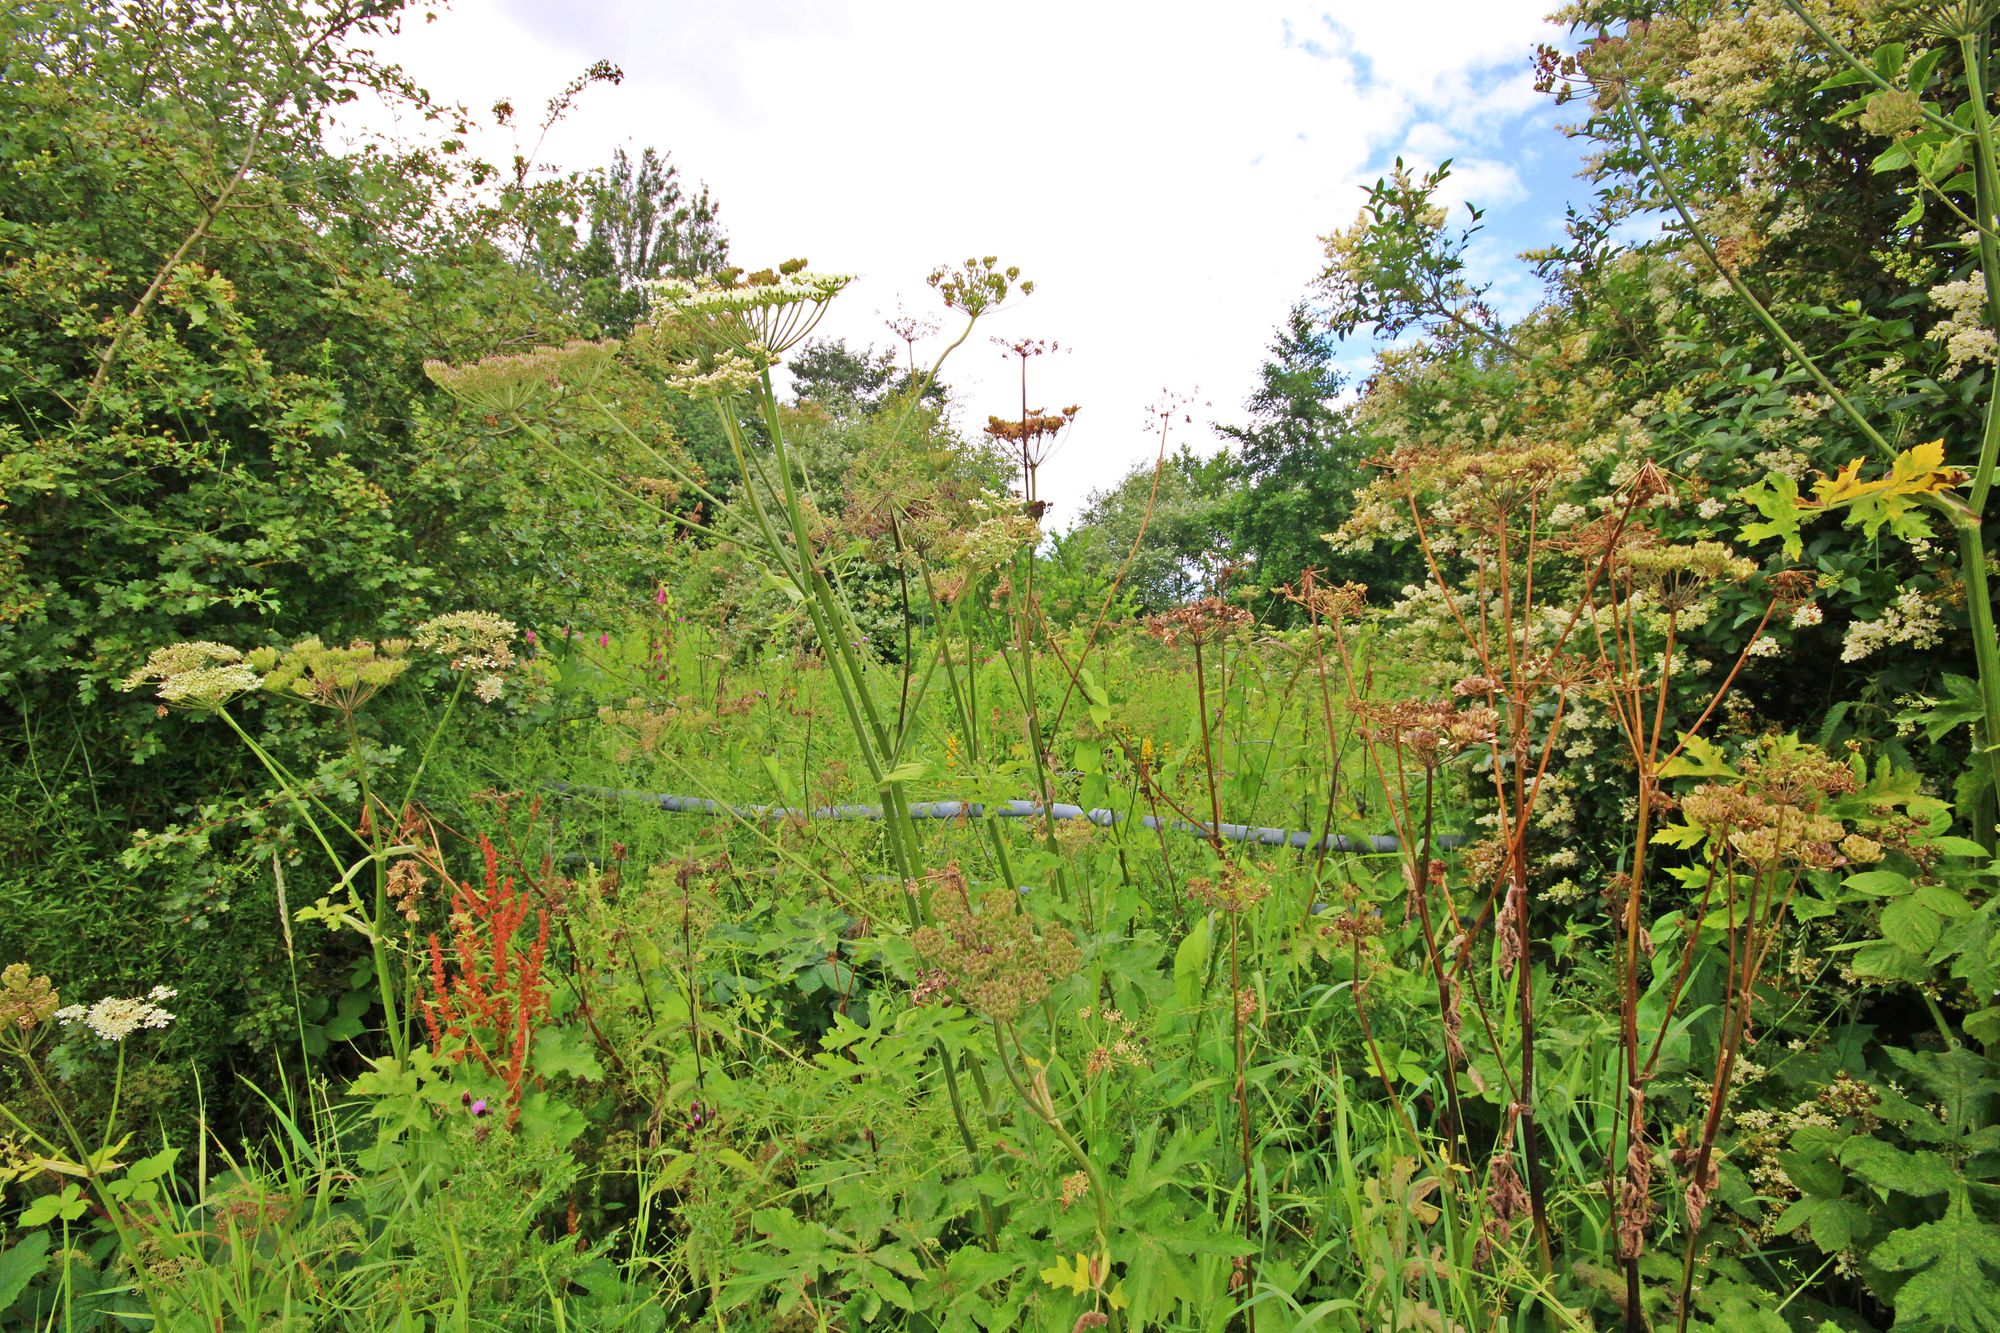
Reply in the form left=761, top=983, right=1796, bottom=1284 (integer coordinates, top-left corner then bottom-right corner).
left=369, top=0, right=1564, bottom=523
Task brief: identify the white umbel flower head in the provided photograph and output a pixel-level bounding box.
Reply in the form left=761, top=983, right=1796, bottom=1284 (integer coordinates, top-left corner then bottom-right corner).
left=648, top=259, right=851, bottom=362
left=121, top=643, right=262, bottom=710
left=414, top=611, right=518, bottom=672
left=53, top=986, right=177, bottom=1042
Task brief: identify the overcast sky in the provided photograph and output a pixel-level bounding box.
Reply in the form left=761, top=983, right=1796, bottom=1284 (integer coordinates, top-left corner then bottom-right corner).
left=371, top=1, right=1587, bottom=524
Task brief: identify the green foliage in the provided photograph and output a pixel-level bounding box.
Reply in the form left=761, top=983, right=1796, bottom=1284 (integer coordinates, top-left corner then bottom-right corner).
left=8, top=1, right=2000, bottom=1329
left=1072, top=444, right=1235, bottom=612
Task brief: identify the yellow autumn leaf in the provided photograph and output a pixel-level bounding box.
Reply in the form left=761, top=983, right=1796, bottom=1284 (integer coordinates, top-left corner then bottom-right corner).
left=1811, top=439, right=1962, bottom=508
left=1038, top=1252, right=1091, bottom=1296
left=1811, top=456, right=1870, bottom=507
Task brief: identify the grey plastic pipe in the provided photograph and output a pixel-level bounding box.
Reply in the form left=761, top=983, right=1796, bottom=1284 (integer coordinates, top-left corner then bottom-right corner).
left=546, top=782, right=1463, bottom=853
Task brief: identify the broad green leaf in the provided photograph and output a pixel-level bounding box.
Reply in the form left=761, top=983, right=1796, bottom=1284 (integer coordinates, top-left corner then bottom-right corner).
left=1661, top=733, right=1738, bottom=781
left=1881, top=896, right=1943, bottom=956
left=1870, top=1191, right=2000, bottom=1332
left=1842, top=869, right=1915, bottom=899
left=0, top=1231, right=50, bottom=1314
left=1175, top=915, right=1212, bottom=1011
left=1843, top=1137, right=1955, bottom=1198
left=533, top=1025, right=606, bottom=1082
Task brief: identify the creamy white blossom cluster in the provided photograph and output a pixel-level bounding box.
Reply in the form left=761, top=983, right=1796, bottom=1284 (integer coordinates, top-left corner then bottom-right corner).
left=1840, top=587, right=1943, bottom=663
left=54, top=986, right=176, bottom=1041
left=414, top=612, right=517, bottom=705
left=648, top=270, right=850, bottom=314
left=664, top=350, right=766, bottom=398
left=413, top=612, right=517, bottom=672
left=648, top=266, right=853, bottom=359
left=1927, top=276, right=1997, bottom=378
left=121, top=642, right=262, bottom=710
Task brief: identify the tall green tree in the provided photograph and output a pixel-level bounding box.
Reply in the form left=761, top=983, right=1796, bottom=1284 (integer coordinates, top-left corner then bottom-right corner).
left=1070, top=445, right=1235, bottom=613
left=573, top=146, right=727, bottom=336
left=1217, top=302, right=1412, bottom=607
left=789, top=337, right=898, bottom=410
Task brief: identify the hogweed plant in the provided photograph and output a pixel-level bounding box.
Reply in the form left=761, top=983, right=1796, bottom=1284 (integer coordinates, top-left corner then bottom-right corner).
left=1310, top=430, right=1895, bottom=1322
left=117, top=612, right=522, bottom=1063
left=0, top=963, right=182, bottom=1321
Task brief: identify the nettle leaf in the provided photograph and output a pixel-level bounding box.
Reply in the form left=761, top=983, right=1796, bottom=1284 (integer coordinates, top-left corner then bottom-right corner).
left=1886, top=1046, right=2000, bottom=1130
left=1810, top=1198, right=1876, bottom=1252
left=1781, top=1147, right=1845, bottom=1198
left=1870, top=1190, right=2000, bottom=1332
left=1850, top=941, right=1931, bottom=984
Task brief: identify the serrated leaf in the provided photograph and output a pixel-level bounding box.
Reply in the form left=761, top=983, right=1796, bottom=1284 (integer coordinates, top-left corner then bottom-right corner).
left=1738, top=474, right=1807, bottom=556
left=1850, top=940, right=1931, bottom=983
left=1870, top=1191, right=2000, bottom=1332
left=1781, top=1148, right=1844, bottom=1198
left=1811, top=440, right=1964, bottom=542
left=1843, top=1137, right=1955, bottom=1198
left=1038, top=1251, right=1092, bottom=1296
left=1881, top=896, right=1943, bottom=956
left=1810, top=1198, right=1874, bottom=1252
left=1661, top=732, right=1738, bottom=781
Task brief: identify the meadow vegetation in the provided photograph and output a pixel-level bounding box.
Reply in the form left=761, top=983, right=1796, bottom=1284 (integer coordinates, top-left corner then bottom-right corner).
left=4, top=1, right=2000, bottom=1329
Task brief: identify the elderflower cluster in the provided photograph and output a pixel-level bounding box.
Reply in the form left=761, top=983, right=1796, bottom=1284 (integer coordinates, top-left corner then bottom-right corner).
left=1840, top=587, right=1943, bottom=663
left=54, top=986, right=177, bottom=1042
left=1927, top=276, right=1998, bottom=378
